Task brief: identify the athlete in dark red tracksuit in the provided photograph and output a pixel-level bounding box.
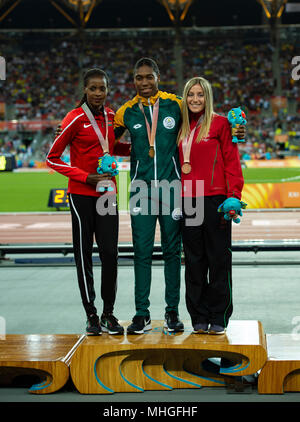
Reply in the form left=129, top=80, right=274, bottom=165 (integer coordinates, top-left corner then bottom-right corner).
left=178, top=77, right=244, bottom=335
left=46, top=68, right=129, bottom=336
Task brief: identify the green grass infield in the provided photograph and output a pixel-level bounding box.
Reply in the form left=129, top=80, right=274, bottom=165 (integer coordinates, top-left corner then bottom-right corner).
left=0, top=167, right=299, bottom=212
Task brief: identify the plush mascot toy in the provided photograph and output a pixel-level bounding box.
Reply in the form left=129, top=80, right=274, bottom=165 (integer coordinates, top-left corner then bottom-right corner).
left=217, top=197, right=247, bottom=224
left=227, top=107, right=247, bottom=143
left=97, top=154, right=119, bottom=192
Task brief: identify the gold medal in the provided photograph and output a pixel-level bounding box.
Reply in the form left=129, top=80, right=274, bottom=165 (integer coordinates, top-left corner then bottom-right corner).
left=149, top=146, right=155, bottom=158
left=181, top=162, right=192, bottom=174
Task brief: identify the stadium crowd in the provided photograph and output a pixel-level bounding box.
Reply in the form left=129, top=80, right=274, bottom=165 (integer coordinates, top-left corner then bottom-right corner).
left=0, top=31, right=299, bottom=165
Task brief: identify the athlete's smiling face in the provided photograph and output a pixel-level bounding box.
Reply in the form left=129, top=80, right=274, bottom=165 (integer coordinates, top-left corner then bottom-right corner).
left=134, top=65, right=160, bottom=98
left=85, top=76, right=108, bottom=110
left=187, top=83, right=205, bottom=114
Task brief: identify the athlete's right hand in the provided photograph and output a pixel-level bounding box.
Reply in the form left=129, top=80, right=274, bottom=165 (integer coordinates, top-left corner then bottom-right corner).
left=86, top=173, right=112, bottom=186
left=55, top=124, right=62, bottom=138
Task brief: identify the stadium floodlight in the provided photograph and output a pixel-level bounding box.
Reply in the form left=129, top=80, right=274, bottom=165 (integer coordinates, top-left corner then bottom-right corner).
left=63, top=0, right=94, bottom=8
left=257, top=0, right=288, bottom=19
left=50, top=0, right=102, bottom=28
left=158, top=0, right=194, bottom=22
left=0, top=0, right=22, bottom=24
left=158, top=1, right=194, bottom=95
left=257, top=0, right=288, bottom=96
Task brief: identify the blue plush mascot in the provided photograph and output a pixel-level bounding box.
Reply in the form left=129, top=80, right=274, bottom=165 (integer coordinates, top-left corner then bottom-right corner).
left=217, top=197, right=247, bottom=224
left=227, top=107, right=247, bottom=143
left=96, top=154, right=119, bottom=192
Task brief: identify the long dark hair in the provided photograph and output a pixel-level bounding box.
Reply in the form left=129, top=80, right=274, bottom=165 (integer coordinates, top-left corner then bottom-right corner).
left=77, top=68, right=109, bottom=108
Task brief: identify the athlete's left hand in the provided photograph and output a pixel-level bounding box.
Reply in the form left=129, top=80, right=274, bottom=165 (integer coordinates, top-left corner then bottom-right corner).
left=86, top=173, right=112, bottom=186
left=236, top=125, right=246, bottom=140
left=55, top=124, right=62, bottom=138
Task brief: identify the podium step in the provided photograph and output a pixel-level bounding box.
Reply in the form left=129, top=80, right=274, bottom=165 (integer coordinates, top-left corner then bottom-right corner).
left=0, top=334, right=84, bottom=394
left=258, top=334, right=300, bottom=394
left=5, top=321, right=289, bottom=395
left=69, top=320, right=267, bottom=394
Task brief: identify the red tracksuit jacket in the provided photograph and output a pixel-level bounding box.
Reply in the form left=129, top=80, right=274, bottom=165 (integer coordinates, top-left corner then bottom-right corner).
left=178, top=111, right=244, bottom=199
left=46, top=105, right=129, bottom=197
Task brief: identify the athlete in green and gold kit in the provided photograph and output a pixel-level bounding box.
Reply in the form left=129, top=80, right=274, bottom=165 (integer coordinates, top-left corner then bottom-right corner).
left=114, top=58, right=184, bottom=334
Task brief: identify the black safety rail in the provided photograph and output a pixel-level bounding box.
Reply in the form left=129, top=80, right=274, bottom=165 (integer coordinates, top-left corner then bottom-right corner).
left=1, top=240, right=300, bottom=259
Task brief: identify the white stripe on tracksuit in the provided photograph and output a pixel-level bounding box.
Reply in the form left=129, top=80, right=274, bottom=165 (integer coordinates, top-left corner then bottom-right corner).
left=69, top=193, right=90, bottom=303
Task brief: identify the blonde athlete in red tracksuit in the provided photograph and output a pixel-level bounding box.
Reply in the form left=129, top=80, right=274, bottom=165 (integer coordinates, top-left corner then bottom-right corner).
left=46, top=68, right=129, bottom=336
left=178, top=77, right=244, bottom=335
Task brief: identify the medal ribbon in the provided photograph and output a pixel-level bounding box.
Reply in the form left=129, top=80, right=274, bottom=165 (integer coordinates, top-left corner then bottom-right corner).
left=182, top=114, right=204, bottom=165
left=138, top=98, right=160, bottom=154
left=82, top=102, right=109, bottom=154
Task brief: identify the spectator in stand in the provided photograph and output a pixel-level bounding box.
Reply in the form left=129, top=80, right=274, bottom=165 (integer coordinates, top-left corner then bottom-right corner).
left=1, top=33, right=299, bottom=160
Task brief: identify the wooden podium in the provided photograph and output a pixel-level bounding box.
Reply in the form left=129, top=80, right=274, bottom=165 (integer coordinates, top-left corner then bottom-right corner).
left=0, top=334, right=84, bottom=394
left=258, top=334, right=300, bottom=394
left=1, top=321, right=300, bottom=395
left=69, top=320, right=267, bottom=394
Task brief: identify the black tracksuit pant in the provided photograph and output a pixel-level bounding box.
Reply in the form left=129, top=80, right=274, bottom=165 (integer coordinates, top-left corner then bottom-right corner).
left=181, top=195, right=233, bottom=328
left=69, top=193, right=119, bottom=317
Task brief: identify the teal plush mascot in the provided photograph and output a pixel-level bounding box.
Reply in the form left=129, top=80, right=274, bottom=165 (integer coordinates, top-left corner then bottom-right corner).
left=97, top=154, right=119, bottom=192
left=227, top=107, right=247, bottom=143
left=218, top=197, right=247, bottom=224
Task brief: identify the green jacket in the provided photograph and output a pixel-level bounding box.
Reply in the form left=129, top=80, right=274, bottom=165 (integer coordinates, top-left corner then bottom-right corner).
left=114, top=90, right=182, bottom=186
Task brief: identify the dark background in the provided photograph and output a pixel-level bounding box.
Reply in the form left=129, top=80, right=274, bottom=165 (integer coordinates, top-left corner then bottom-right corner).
left=0, top=0, right=299, bottom=29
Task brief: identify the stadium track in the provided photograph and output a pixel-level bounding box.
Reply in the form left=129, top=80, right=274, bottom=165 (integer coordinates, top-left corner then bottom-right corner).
left=1, top=209, right=300, bottom=244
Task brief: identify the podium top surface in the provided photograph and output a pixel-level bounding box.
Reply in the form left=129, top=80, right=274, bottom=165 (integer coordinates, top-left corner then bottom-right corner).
left=0, top=334, right=83, bottom=361
left=83, top=320, right=266, bottom=349
left=266, top=334, right=300, bottom=361
left=0, top=321, right=266, bottom=362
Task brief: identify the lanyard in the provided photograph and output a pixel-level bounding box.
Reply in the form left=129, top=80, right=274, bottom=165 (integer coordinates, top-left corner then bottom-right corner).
left=182, top=114, right=204, bottom=164
left=81, top=102, right=109, bottom=154
left=138, top=98, right=160, bottom=158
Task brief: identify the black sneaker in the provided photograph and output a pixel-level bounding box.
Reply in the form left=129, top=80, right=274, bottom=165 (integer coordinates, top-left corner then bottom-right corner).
left=101, top=313, right=124, bottom=335
left=164, top=311, right=184, bottom=332
left=127, top=315, right=152, bottom=335
left=193, top=322, right=209, bottom=334
left=86, top=314, right=102, bottom=336
left=209, top=324, right=225, bottom=335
